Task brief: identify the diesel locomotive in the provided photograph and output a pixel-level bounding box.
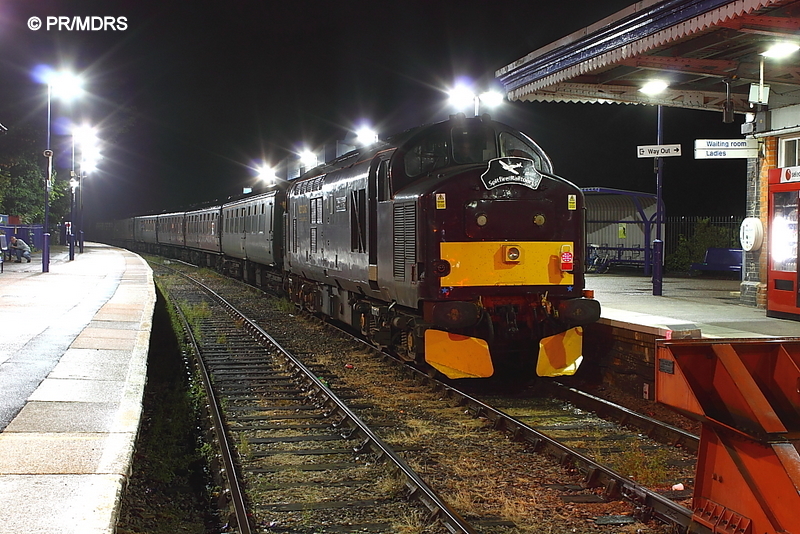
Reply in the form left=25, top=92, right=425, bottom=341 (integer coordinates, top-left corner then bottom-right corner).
left=108, top=114, right=600, bottom=379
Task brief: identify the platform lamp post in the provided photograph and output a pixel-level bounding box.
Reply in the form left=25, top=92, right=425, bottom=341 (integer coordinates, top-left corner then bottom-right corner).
left=41, top=69, right=83, bottom=272
left=640, top=80, right=669, bottom=296
left=72, top=125, right=98, bottom=253
left=68, top=176, right=78, bottom=259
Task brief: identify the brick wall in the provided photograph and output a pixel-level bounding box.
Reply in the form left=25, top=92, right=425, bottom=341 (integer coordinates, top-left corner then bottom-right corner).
left=741, top=137, right=776, bottom=309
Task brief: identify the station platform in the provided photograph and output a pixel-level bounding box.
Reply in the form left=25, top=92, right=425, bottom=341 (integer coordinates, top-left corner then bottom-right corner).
left=587, top=272, right=799, bottom=338
left=0, top=244, right=794, bottom=533
left=0, top=243, right=155, bottom=534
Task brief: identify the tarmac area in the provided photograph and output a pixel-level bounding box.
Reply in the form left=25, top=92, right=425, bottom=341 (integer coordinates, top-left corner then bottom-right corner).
left=0, top=244, right=155, bottom=534
left=587, top=271, right=800, bottom=338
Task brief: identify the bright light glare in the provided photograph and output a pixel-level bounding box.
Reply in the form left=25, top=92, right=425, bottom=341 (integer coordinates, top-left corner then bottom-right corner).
left=448, top=84, right=476, bottom=111
left=257, top=165, right=278, bottom=183
left=299, top=149, right=318, bottom=169
left=72, top=124, right=98, bottom=147
left=47, top=71, right=84, bottom=101
left=479, top=90, right=504, bottom=108
left=355, top=126, right=378, bottom=146
left=81, top=147, right=102, bottom=173
left=640, top=80, right=669, bottom=95
left=761, top=42, right=800, bottom=58
left=771, top=216, right=794, bottom=264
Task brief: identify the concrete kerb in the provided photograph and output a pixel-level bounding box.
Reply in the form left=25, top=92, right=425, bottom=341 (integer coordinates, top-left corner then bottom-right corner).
left=0, top=245, right=156, bottom=533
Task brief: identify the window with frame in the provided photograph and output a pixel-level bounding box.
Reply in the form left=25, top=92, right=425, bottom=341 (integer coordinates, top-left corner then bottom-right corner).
left=780, top=136, right=800, bottom=167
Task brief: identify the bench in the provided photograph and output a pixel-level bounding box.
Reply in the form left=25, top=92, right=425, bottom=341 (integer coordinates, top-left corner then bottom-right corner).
left=690, top=247, right=743, bottom=273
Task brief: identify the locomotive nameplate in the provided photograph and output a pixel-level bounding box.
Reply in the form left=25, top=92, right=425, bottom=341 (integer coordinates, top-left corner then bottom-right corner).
left=480, top=157, right=542, bottom=190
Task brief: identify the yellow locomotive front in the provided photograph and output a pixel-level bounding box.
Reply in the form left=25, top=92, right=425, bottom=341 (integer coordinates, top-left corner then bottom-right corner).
left=392, top=115, right=600, bottom=379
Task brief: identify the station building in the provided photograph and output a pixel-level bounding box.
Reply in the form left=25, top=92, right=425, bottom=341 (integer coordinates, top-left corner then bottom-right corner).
left=496, top=0, right=800, bottom=320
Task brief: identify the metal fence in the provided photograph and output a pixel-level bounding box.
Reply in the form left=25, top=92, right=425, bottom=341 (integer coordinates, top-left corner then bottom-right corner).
left=664, top=215, right=742, bottom=256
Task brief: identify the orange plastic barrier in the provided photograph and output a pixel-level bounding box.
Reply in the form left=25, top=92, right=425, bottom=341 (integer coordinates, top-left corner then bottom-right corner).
left=655, top=338, right=800, bottom=534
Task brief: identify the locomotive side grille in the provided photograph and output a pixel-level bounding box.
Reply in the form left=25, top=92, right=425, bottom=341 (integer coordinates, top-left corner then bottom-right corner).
left=393, top=203, right=416, bottom=280
left=310, top=227, right=318, bottom=253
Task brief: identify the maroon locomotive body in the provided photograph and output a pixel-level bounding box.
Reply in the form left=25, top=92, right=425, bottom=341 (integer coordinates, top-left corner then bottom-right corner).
left=284, top=114, right=600, bottom=379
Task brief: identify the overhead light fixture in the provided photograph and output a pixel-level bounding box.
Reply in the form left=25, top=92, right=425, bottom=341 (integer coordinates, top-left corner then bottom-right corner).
left=355, top=126, right=378, bottom=146
left=299, top=149, right=318, bottom=169
left=761, top=42, right=800, bottom=59
left=640, top=80, right=669, bottom=95
left=257, top=164, right=277, bottom=184
left=478, top=90, right=504, bottom=109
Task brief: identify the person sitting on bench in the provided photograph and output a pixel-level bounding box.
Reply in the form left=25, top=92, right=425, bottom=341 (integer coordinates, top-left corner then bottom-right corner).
left=10, top=237, right=31, bottom=263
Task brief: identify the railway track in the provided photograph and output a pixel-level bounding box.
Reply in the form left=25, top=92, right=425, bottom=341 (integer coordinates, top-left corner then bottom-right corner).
left=158, top=264, right=475, bottom=533
left=152, top=259, right=706, bottom=533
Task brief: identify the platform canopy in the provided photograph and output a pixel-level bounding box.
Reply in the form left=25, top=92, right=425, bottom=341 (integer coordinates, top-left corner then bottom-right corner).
left=496, top=0, right=800, bottom=113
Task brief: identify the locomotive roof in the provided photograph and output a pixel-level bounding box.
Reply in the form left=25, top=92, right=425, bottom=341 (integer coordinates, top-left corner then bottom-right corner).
left=297, top=114, right=528, bottom=180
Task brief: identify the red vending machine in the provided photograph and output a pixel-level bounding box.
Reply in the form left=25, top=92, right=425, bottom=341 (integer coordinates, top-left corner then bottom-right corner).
left=767, top=166, right=800, bottom=320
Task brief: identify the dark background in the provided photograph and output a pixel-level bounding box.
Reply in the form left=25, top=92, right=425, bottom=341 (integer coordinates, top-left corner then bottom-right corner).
left=0, top=0, right=746, bottom=227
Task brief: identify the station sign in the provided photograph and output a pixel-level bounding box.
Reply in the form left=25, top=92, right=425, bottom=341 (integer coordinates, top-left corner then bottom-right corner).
left=694, top=139, right=759, bottom=159
left=637, top=144, right=682, bottom=158
left=779, top=166, right=800, bottom=183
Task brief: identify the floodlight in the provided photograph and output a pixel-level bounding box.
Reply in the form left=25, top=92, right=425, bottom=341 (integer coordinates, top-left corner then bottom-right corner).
left=640, top=80, right=669, bottom=95
left=355, top=126, right=378, bottom=146
left=479, top=90, right=504, bottom=109
left=257, top=165, right=278, bottom=184
left=761, top=42, right=799, bottom=59
left=299, top=149, right=318, bottom=169
left=448, top=84, right=476, bottom=111
left=47, top=71, right=84, bottom=101
left=72, top=124, right=98, bottom=148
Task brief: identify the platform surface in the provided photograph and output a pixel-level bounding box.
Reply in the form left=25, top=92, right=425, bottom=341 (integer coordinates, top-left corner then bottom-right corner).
left=587, top=272, right=799, bottom=338
left=0, top=243, right=155, bottom=534
left=0, top=245, right=796, bottom=533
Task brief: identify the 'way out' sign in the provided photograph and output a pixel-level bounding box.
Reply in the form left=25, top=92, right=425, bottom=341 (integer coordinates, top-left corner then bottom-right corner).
left=637, top=144, right=682, bottom=158
left=694, top=139, right=758, bottom=159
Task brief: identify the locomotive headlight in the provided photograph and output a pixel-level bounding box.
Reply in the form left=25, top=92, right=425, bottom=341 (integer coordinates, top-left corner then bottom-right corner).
left=476, top=213, right=488, bottom=227
left=503, top=245, right=521, bottom=263
left=533, top=214, right=545, bottom=226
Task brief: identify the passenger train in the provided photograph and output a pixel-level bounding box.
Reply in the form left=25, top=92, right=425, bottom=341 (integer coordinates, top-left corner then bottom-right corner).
left=105, top=114, right=601, bottom=380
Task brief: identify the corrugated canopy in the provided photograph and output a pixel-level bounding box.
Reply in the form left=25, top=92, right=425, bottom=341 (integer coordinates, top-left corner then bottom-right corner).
left=496, top=0, right=800, bottom=112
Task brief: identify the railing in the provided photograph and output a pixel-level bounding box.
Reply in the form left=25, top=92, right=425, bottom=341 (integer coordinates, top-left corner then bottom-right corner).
left=664, top=215, right=742, bottom=256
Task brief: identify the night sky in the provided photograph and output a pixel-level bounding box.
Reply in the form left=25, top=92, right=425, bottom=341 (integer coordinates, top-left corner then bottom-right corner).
left=0, top=0, right=746, bottom=228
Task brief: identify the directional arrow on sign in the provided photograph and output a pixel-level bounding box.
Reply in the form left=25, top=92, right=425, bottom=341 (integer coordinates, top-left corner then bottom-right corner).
left=637, top=144, right=682, bottom=158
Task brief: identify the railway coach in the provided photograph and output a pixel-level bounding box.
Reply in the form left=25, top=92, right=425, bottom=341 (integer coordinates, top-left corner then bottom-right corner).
left=112, top=114, right=600, bottom=381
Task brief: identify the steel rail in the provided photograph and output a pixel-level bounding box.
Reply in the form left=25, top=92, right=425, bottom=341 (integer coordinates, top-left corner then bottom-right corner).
left=170, top=292, right=253, bottom=534
left=545, top=381, right=700, bottom=453
left=426, top=381, right=710, bottom=534
left=267, top=299, right=706, bottom=533
left=179, top=272, right=479, bottom=534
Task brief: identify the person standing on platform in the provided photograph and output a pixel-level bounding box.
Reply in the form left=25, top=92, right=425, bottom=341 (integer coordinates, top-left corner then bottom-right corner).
left=10, top=236, right=31, bottom=263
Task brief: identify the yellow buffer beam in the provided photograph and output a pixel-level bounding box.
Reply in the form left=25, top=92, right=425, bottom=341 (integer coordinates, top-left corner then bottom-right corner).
left=424, top=329, right=494, bottom=379
left=439, top=241, right=574, bottom=287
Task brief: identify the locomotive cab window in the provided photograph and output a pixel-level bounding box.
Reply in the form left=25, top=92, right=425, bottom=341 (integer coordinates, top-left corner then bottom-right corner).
left=499, top=132, right=548, bottom=172
left=452, top=123, right=497, bottom=164
left=404, top=129, right=449, bottom=178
